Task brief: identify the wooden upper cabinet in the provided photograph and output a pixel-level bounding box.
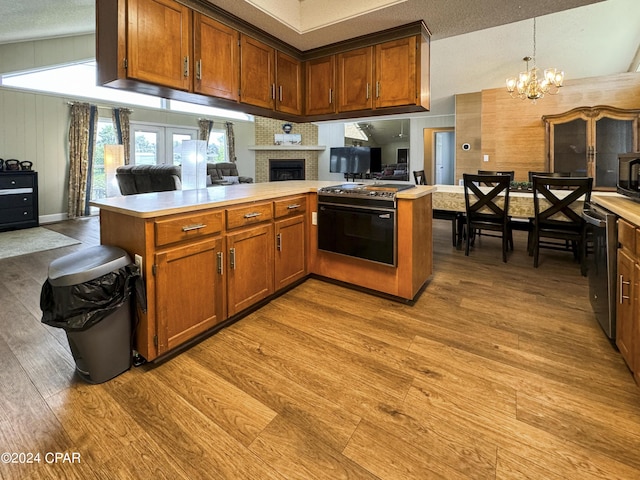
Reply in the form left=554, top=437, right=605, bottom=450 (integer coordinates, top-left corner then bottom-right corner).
left=127, top=0, right=192, bottom=91
left=275, top=51, right=302, bottom=115
left=337, top=47, right=373, bottom=112
left=375, top=36, right=417, bottom=108
left=240, top=35, right=275, bottom=109
left=305, top=55, right=336, bottom=115
left=193, top=14, right=239, bottom=101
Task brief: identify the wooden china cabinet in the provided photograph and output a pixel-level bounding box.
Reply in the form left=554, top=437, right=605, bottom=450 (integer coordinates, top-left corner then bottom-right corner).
left=543, top=106, right=640, bottom=189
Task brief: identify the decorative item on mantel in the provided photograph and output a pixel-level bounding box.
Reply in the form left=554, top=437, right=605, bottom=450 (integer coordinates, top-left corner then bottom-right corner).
left=506, top=17, right=564, bottom=102
left=275, top=123, right=301, bottom=145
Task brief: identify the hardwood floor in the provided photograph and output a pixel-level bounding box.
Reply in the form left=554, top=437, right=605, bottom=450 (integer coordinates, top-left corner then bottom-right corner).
left=1, top=215, right=639, bottom=479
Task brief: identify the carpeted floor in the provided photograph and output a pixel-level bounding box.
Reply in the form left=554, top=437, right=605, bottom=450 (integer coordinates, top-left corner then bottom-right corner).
left=0, top=227, right=80, bottom=259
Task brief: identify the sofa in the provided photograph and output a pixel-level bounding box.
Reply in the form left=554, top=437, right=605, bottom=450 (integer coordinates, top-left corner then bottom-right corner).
left=116, top=164, right=182, bottom=195
left=375, top=163, right=408, bottom=181
left=207, top=162, right=253, bottom=185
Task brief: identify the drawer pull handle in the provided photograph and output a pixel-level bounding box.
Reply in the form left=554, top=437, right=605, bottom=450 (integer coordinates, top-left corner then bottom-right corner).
left=182, top=223, right=206, bottom=232
left=277, top=233, right=282, bottom=251
left=230, top=247, right=236, bottom=270
left=287, top=204, right=301, bottom=210
left=243, top=212, right=262, bottom=219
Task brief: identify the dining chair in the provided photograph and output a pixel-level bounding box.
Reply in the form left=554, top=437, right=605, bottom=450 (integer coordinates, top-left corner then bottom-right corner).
left=530, top=176, right=593, bottom=275
left=527, top=171, right=571, bottom=182
left=463, top=173, right=513, bottom=262
left=413, top=170, right=426, bottom=185
left=477, top=170, right=514, bottom=186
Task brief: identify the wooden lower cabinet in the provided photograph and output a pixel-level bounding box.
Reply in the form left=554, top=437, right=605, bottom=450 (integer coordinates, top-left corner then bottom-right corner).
left=155, top=236, right=226, bottom=355
left=226, top=223, right=275, bottom=316
left=275, top=215, right=306, bottom=290
left=617, top=249, right=635, bottom=367
left=616, top=219, right=640, bottom=382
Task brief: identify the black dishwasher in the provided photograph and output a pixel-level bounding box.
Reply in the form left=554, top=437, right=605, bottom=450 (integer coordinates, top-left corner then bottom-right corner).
left=583, top=202, right=618, bottom=340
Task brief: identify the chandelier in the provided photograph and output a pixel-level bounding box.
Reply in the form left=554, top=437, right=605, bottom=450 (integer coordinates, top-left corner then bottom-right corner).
left=506, top=18, right=564, bottom=102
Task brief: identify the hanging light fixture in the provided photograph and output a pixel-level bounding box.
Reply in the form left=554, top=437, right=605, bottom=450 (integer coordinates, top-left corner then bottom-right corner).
left=506, top=17, right=564, bottom=102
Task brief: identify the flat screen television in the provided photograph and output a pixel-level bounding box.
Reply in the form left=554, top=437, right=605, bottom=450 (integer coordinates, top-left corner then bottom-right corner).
left=330, top=147, right=381, bottom=174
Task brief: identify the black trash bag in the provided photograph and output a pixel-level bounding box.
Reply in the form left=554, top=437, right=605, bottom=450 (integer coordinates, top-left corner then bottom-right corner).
left=40, top=264, right=142, bottom=331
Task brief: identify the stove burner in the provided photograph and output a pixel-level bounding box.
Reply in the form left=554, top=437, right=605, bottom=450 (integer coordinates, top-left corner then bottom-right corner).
left=318, top=183, right=415, bottom=201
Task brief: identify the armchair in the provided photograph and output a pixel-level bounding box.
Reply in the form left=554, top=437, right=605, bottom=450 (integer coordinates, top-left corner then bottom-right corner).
left=207, top=162, right=253, bottom=185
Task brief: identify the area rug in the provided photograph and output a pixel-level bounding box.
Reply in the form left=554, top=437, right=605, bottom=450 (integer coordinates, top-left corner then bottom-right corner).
left=0, top=227, right=80, bottom=260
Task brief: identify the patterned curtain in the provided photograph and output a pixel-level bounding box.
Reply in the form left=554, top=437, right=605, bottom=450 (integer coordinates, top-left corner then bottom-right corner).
left=225, top=122, right=236, bottom=163
left=68, top=102, right=98, bottom=219
left=112, top=107, right=132, bottom=164
left=198, top=118, right=213, bottom=143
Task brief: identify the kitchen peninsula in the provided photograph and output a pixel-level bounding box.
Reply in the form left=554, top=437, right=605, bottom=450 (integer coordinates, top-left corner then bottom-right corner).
left=91, top=181, right=434, bottom=362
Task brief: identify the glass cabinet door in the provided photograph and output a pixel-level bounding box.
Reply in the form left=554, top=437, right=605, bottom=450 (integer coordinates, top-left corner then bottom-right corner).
left=553, top=118, right=588, bottom=177
left=595, top=117, right=633, bottom=188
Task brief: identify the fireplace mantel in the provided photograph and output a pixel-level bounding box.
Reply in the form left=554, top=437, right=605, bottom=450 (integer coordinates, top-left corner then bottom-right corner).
left=248, top=145, right=326, bottom=151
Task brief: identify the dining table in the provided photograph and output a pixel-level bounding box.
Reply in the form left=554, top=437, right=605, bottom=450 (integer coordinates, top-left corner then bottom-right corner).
left=431, top=184, right=604, bottom=250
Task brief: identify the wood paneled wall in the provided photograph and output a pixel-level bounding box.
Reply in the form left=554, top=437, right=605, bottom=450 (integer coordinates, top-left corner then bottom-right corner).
left=455, top=72, right=640, bottom=183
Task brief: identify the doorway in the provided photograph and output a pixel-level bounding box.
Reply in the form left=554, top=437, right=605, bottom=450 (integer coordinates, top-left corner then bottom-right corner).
left=424, top=128, right=455, bottom=184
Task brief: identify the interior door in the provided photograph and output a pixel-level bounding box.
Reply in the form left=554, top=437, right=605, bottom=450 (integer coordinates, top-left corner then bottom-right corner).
left=435, top=131, right=455, bottom=184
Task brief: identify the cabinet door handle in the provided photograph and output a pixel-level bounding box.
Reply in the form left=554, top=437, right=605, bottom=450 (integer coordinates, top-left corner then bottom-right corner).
left=277, top=233, right=282, bottom=251
left=183, top=56, right=189, bottom=77
left=196, top=59, right=202, bottom=80
left=366, top=83, right=370, bottom=100
left=230, top=247, right=236, bottom=270
left=271, top=84, right=276, bottom=100
left=619, top=274, right=630, bottom=304
left=243, top=212, right=262, bottom=219
left=182, top=223, right=206, bottom=232
left=279, top=85, right=283, bottom=102
left=287, top=204, right=301, bottom=210
left=329, top=88, right=333, bottom=105
left=376, top=81, right=380, bottom=98
left=217, top=251, right=223, bottom=275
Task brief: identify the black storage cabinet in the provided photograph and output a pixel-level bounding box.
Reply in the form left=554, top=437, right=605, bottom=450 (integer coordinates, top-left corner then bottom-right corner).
left=41, top=245, right=135, bottom=384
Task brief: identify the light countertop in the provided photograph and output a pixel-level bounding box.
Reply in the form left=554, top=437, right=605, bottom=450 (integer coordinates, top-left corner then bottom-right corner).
left=90, top=181, right=435, bottom=218
left=592, top=193, right=640, bottom=226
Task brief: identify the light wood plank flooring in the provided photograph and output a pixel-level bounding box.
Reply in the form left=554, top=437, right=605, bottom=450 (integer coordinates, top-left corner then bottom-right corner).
left=1, top=216, right=639, bottom=479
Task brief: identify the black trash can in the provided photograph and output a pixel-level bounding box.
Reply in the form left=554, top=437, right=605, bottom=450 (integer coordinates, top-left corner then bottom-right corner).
left=40, top=245, right=138, bottom=384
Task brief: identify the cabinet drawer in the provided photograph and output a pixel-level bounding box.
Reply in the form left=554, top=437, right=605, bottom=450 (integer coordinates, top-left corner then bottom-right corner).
left=618, top=219, right=636, bottom=251
left=226, top=202, right=273, bottom=230
left=155, top=210, right=224, bottom=247
left=0, top=175, right=33, bottom=189
left=274, top=195, right=306, bottom=218
left=0, top=206, right=35, bottom=223
left=0, top=193, right=33, bottom=208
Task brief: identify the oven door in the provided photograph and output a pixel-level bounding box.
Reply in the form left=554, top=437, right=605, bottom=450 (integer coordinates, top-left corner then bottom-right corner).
left=318, top=202, right=396, bottom=266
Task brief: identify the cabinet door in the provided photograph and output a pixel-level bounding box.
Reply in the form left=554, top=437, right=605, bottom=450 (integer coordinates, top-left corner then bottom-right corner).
left=275, top=51, right=302, bottom=115
left=617, top=248, right=635, bottom=369
left=227, top=223, right=274, bottom=316
left=275, top=215, right=306, bottom=290
left=305, top=55, right=336, bottom=115
left=193, top=14, right=239, bottom=101
left=127, top=0, right=191, bottom=90
left=375, top=36, right=417, bottom=108
left=337, top=47, right=373, bottom=112
left=240, top=35, right=275, bottom=109
left=155, top=237, right=226, bottom=355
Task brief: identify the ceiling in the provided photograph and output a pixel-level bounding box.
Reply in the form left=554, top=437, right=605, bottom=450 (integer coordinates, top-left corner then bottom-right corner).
left=0, top=0, right=638, bottom=123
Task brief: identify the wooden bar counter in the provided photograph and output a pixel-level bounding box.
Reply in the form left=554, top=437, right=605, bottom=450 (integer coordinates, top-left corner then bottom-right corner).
left=91, top=181, right=434, bottom=361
